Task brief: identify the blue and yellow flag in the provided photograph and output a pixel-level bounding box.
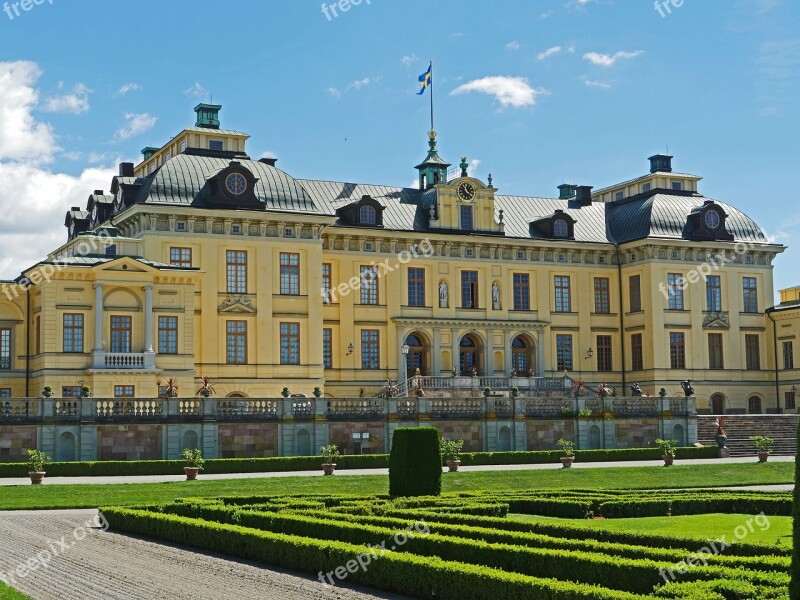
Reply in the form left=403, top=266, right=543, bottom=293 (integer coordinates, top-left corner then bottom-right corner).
left=417, top=64, right=432, bottom=95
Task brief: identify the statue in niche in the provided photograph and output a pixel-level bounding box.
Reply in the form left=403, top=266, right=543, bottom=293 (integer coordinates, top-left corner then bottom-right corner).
left=492, top=282, right=501, bottom=309
left=439, top=281, right=448, bottom=308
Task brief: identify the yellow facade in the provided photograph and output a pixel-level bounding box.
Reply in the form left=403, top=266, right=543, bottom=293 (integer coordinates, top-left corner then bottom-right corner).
left=0, top=107, right=788, bottom=413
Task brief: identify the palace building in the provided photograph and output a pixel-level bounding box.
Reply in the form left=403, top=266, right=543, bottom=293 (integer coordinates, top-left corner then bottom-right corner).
left=0, top=104, right=790, bottom=414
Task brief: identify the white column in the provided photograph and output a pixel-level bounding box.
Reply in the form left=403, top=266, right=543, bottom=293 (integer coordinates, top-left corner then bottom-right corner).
left=504, top=330, right=513, bottom=375
left=93, top=283, right=104, bottom=351
left=144, top=285, right=154, bottom=353
left=432, top=327, right=441, bottom=376
left=536, top=330, right=546, bottom=376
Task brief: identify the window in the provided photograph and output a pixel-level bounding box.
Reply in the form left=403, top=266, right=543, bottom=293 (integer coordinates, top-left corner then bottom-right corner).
left=594, top=278, right=610, bottom=314
left=226, top=321, right=247, bottom=364
left=553, top=219, right=569, bottom=238
left=748, top=396, right=762, bottom=414
left=110, top=316, right=132, bottom=353
left=596, top=335, right=612, bottom=372
left=598, top=256, right=606, bottom=264
left=179, top=140, right=187, bottom=152
left=62, top=386, right=81, bottom=398
left=671, top=180, right=683, bottom=191
left=208, top=140, right=223, bottom=151
left=35, top=316, right=40, bottom=355
left=226, top=250, right=247, bottom=293
left=706, top=276, right=722, bottom=311
left=114, top=385, right=135, bottom=398
left=745, top=334, right=760, bottom=370
left=513, top=273, right=530, bottom=311
left=0, top=388, right=10, bottom=397
left=170, top=247, right=192, bottom=268
left=322, top=264, right=332, bottom=304
left=460, top=206, right=473, bottom=230
left=408, top=267, right=426, bottom=307
left=323, top=329, right=332, bottom=369
left=106, top=244, right=117, bottom=256
left=558, top=253, right=566, bottom=262
left=164, top=151, right=171, bottom=161
left=231, top=224, right=241, bottom=235
left=783, top=341, right=794, bottom=369
left=63, top=314, right=84, bottom=353
left=176, top=222, right=186, bottom=232
left=461, top=271, right=478, bottom=308
left=629, top=275, right=642, bottom=312
left=280, top=323, right=300, bottom=365
left=359, top=205, right=377, bottom=225
left=360, top=266, right=379, bottom=304
left=670, top=332, right=686, bottom=369
left=516, top=251, right=525, bottom=260
left=280, top=253, right=300, bottom=295
left=361, top=330, right=380, bottom=369
left=708, top=333, right=724, bottom=370
left=284, top=227, right=294, bottom=237
left=465, top=248, right=474, bottom=257
left=743, top=277, right=758, bottom=313
left=158, top=316, right=178, bottom=354
left=0, top=328, right=9, bottom=369
left=615, top=191, right=624, bottom=201
left=554, top=276, right=571, bottom=312
left=746, top=255, right=753, bottom=264
left=671, top=250, right=679, bottom=260
left=785, top=391, right=796, bottom=410
left=667, top=274, right=684, bottom=310
left=631, top=333, right=643, bottom=371
left=642, top=182, right=651, bottom=193
left=556, top=335, right=573, bottom=371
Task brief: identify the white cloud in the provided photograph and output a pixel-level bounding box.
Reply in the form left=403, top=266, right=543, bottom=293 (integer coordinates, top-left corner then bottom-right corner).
left=0, top=61, right=57, bottom=162
left=327, top=87, right=341, bottom=99
left=183, top=82, right=208, bottom=98
left=116, top=83, right=141, bottom=96
left=400, top=54, right=418, bottom=67
left=113, top=112, right=157, bottom=142
left=540, top=9, right=555, bottom=19
left=260, top=150, right=278, bottom=160
left=467, top=158, right=481, bottom=178
left=585, top=80, right=612, bottom=89
left=42, top=82, right=91, bottom=115
left=450, top=76, right=547, bottom=108
left=583, top=50, right=643, bottom=67
left=537, top=46, right=563, bottom=60
left=506, top=41, right=522, bottom=51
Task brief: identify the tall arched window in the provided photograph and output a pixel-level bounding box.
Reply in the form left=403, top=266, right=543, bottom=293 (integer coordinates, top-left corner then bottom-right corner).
left=359, top=205, right=377, bottom=225
left=553, top=219, right=569, bottom=238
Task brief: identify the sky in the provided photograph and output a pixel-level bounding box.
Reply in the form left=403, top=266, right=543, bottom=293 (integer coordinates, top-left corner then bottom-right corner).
left=0, top=0, right=798, bottom=298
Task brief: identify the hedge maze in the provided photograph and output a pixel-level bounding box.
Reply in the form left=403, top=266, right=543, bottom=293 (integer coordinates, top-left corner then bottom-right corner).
left=101, top=488, right=792, bottom=599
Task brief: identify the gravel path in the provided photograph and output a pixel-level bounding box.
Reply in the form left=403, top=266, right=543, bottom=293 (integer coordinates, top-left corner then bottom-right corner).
left=0, top=509, right=407, bottom=600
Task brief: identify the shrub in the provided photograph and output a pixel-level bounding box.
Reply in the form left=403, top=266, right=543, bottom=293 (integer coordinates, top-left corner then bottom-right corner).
left=389, top=427, right=441, bottom=498
left=791, top=415, right=800, bottom=598
left=180, top=448, right=205, bottom=469
left=557, top=438, right=575, bottom=457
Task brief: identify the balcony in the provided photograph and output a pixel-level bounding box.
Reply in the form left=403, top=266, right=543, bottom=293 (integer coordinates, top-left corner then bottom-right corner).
left=91, top=351, right=157, bottom=371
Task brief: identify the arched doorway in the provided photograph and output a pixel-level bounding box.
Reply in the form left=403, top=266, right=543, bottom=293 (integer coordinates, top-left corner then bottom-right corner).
left=182, top=430, right=199, bottom=451
left=710, top=394, right=725, bottom=415
left=405, top=333, right=428, bottom=376
left=296, top=428, right=311, bottom=456
left=498, top=426, right=512, bottom=451
left=459, top=334, right=481, bottom=375
left=748, top=396, right=762, bottom=414
left=56, top=432, right=76, bottom=462
left=672, top=424, right=685, bottom=446
left=512, top=336, right=534, bottom=375
left=588, top=425, right=602, bottom=450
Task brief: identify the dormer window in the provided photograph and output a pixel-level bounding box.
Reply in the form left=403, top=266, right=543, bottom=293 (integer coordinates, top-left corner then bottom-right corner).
left=704, top=210, right=721, bottom=230
left=360, top=205, right=377, bottom=226
left=553, top=219, right=569, bottom=238
left=460, top=205, right=474, bottom=230
left=614, top=191, right=624, bottom=201
left=671, top=180, right=683, bottom=191
left=684, top=201, right=733, bottom=242
left=209, top=140, right=224, bottom=151
left=642, top=182, right=651, bottom=193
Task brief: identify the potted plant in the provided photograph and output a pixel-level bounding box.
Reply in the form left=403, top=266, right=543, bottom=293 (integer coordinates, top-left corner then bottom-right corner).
left=483, top=386, right=491, bottom=398
left=27, top=449, right=50, bottom=484
left=282, top=387, right=291, bottom=398
left=313, top=386, right=323, bottom=398
left=196, top=377, right=215, bottom=398
left=714, top=419, right=728, bottom=449
left=321, top=444, right=340, bottom=475
left=41, top=386, right=54, bottom=398
left=164, top=378, right=179, bottom=398
left=511, top=386, right=519, bottom=398
left=557, top=438, right=575, bottom=468
left=441, top=438, right=464, bottom=472
left=656, top=439, right=677, bottom=466
left=80, top=385, right=92, bottom=398
left=751, top=436, right=774, bottom=462
left=181, top=448, right=205, bottom=480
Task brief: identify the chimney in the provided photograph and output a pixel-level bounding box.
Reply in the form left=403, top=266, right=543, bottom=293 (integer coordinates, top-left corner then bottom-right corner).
left=575, top=185, right=593, bottom=207
left=258, top=157, right=278, bottom=167
left=649, top=154, right=673, bottom=174
left=71, top=206, right=80, bottom=212
left=93, top=190, right=104, bottom=196
left=558, top=184, right=577, bottom=200
left=194, top=103, right=222, bottom=129
left=118, top=162, right=134, bottom=177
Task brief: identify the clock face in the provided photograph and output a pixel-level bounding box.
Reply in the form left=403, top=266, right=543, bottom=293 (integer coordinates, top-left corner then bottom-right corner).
left=458, top=182, right=476, bottom=201
left=704, top=210, right=721, bottom=230
left=225, top=172, right=247, bottom=196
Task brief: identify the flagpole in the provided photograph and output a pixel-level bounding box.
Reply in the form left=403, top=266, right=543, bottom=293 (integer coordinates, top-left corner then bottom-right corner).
left=429, top=60, right=434, bottom=132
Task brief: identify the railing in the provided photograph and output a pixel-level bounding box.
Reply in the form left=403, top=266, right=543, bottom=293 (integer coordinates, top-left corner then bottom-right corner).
left=327, top=399, right=385, bottom=419
left=397, top=398, right=417, bottom=419
left=96, top=399, right=162, bottom=418
left=611, top=397, right=659, bottom=417
left=429, top=398, right=482, bottom=419
left=487, top=397, right=514, bottom=418
left=292, top=400, right=314, bottom=419
left=526, top=398, right=575, bottom=418
left=104, top=353, right=146, bottom=369
left=403, top=375, right=572, bottom=397
left=179, top=399, right=203, bottom=416
left=0, top=399, right=39, bottom=420
left=55, top=399, right=80, bottom=418
left=216, top=399, right=278, bottom=418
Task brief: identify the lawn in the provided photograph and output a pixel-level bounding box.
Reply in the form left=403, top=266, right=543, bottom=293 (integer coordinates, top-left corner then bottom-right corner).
left=0, top=584, right=29, bottom=600
left=0, top=462, right=791, bottom=510
left=509, top=513, right=794, bottom=548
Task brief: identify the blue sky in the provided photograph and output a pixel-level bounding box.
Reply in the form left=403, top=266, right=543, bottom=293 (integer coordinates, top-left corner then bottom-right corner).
left=0, top=0, right=798, bottom=296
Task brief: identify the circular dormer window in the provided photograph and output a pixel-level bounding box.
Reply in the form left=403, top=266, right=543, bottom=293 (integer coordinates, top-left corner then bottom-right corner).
left=225, top=172, right=247, bottom=196
left=704, top=209, right=721, bottom=230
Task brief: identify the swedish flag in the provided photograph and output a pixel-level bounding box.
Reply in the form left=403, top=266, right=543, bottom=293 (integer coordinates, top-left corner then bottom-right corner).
left=417, top=64, right=432, bottom=95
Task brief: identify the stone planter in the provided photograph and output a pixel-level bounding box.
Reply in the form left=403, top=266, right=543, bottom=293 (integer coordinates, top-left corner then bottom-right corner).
left=446, top=460, right=461, bottom=472
left=757, top=452, right=769, bottom=463
left=715, top=435, right=727, bottom=449
left=560, top=456, right=574, bottom=469
left=662, top=455, right=674, bottom=467
left=322, top=463, right=336, bottom=476
left=28, top=471, right=45, bottom=485
left=184, top=467, right=200, bottom=481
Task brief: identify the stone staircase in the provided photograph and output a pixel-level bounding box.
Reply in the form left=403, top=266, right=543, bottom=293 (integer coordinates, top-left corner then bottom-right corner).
left=697, top=415, right=798, bottom=457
